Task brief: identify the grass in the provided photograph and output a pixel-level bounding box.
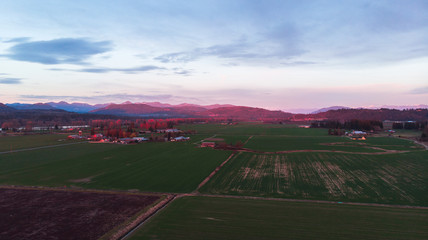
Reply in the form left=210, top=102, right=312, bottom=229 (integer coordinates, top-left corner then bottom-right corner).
left=179, top=123, right=423, bottom=153
left=200, top=151, right=428, bottom=206
left=178, top=123, right=327, bottom=136
left=130, top=196, right=428, bottom=240
left=0, top=141, right=231, bottom=193
left=244, top=135, right=386, bottom=152
left=0, top=134, right=73, bottom=152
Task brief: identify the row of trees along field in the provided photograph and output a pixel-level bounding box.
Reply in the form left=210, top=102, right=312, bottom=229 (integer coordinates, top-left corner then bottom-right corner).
left=311, top=120, right=428, bottom=131
left=90, top=119, right=176, bottom=132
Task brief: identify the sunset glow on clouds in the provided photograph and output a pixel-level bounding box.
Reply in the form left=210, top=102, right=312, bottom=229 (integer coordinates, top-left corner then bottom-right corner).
left=0, top=0, right=427, bottom=111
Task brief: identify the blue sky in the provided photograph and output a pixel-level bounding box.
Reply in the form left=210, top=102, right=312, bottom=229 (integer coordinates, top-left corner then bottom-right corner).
left=0, top=0, right=427, bottom=111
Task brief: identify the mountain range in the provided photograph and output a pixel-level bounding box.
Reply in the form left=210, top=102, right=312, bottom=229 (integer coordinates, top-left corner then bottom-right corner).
left=2, top=101, right=428, bottom=121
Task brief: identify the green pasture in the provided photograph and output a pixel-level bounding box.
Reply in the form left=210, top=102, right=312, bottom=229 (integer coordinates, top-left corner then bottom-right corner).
left=0, top=141, right=230, bottom=193
left=201, top=151, right=428, bottom=206
left=243, top=135, right=385, bottom=152
left=201, top=134, right=252, bottom=145
left=131, top=196, right=428, bottom=240
left=179, top=123, right=423, bottom=152
left=0, top=134, right=73, bottom=152
left=377, top=129, right=422, bottom=138
left=178, top=123, right=326, bottom=136
left=363, top=136, right=423, bottom=150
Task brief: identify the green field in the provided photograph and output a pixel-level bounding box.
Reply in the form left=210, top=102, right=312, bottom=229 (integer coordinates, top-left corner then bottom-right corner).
left=179, top=123, right=326, bottom=136
left=130, top=196, right=428, bottom=240
left=0, top=134, right=74, bottom=152
left=201, top=151, right=428, bottom=206
left=1, top=124, right=427, bottom=239
left=244, top=135, right=387, bottom=152
left=0, top=141, right=230, bottom=193
left=182, top=123, right=424, bottom=153
left=245, top=135, right=423, bottom=152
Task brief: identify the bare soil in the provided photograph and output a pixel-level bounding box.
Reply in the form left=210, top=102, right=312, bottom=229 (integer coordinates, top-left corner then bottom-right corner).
left=0, top=187, right=160, bottom=240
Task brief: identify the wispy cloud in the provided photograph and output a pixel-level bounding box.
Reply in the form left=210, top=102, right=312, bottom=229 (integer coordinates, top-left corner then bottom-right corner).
left=2, top=37, right=31, bottom=43
left=20, top=93, right=175, bottom=103
left=172, top=68, right=193, bottom=76
left=79, top=65, right=164, bottom=74
left=2, top=38, right=112, bottom=65
left=154, top=33, right=305, bottom=64
left=49, top=65, right=165, bottom=74
left=279, top=61, right=318, bottom=66
left=0, top=77, right=22, bottom=84
left=409, top=86, right=428, bottom=94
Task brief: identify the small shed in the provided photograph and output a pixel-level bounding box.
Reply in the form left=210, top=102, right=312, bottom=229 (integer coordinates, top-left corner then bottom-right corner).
left=172, top=136, right=190, bottom=142
left=201, top=142, right=215, bottom=148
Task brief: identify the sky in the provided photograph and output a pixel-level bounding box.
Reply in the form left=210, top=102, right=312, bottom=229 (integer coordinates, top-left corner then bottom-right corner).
left=0, top=0, right=427, bottom=112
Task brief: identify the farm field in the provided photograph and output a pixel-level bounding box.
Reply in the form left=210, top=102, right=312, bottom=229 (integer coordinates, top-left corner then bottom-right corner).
left=0, top=133, right=76, bottom=152
left=0, top=141, right=230, bottom=193
left=0, top=187, right=161, bottom=240
left=243, top=135, right=386, bottom=152
left=186, top=123, right=424, bottom=153
left=130, top=196, right=428, bottom=240
left=179, top=123, right=326, bottom=136
left=0, top=124, right=427, bottom=239
left=200, top=151, right=428, bottom=206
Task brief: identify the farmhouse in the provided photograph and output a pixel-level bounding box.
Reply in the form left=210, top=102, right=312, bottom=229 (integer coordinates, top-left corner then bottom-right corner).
left=119, top=138, right=137, bottom=144
left=158, top=128, right=182, bottom=133
left=132, top=137, right=149, bottom=142
left=67, top=135, right=81, bottom=140
left=89, top=133, right=104, bottom=141
left=347, top=130, right=367, bottom=140
left=201, top=142, right=215, bottom=148
left=172, top=136, right=190, bottom=142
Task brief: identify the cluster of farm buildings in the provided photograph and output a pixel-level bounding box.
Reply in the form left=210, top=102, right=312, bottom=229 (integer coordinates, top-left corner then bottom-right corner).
left=68, top=128, right=190, bottom=144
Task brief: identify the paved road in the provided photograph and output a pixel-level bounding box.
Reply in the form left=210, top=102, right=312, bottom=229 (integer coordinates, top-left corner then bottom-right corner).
left=0, top=141, right=88, bottom=155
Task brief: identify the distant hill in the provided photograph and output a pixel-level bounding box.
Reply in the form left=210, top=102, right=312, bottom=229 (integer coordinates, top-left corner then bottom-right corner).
left=2, top=101, right=427, bottom=123
left=142, top=102, right=174, bottom=108
left=378, top=104, right=428, bottom=110
left=294, top=108, right=428, bottom=121
left=90, top=103, right=168, bottom=116
left=311, top=106, right=350, bottom=114
left=142, top=102, right=235, bottom=110
left=47, top=101, right=109, bottom=113
left=203, top=104, right=236, bottom=109
left=90, top=103, right=293, bottom=119
left=6, top=103, right=57, bottom=110
left=201, top=106, right=293, bottom=120
left=0, top=103, right=16, bottom=113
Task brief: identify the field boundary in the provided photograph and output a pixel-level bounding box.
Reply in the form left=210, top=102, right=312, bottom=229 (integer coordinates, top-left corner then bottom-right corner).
left=235, top=148, right=410, bottom=155
left=117, top=195, right=176, bottom=240
left=0, top=185, right=166, bottom=196
left=0, top=141, right=88, bottom=155
left=194, top=152, right=237, bottom=192
left=195, top=193, right=428, bottom=210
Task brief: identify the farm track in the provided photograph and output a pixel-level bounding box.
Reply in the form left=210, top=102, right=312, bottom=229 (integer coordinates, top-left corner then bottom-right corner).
left=236, top=148, right=411, bottom=155
left=411, top=139, right=428, bottom=150
left=192, top=193, right=428, bottom=210
left=193, top=134, right=217, bottom=146
left=0, top=141, right=88, bottom=155
left=117, top=195, right=176, bottom=240
left=194, top=152, right=237, bottom=192
left=243, top=135, right=253, bottom=145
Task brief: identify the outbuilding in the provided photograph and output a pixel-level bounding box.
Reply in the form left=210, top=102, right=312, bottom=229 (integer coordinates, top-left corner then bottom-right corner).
left=201, top=142, right=215, bottom=148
